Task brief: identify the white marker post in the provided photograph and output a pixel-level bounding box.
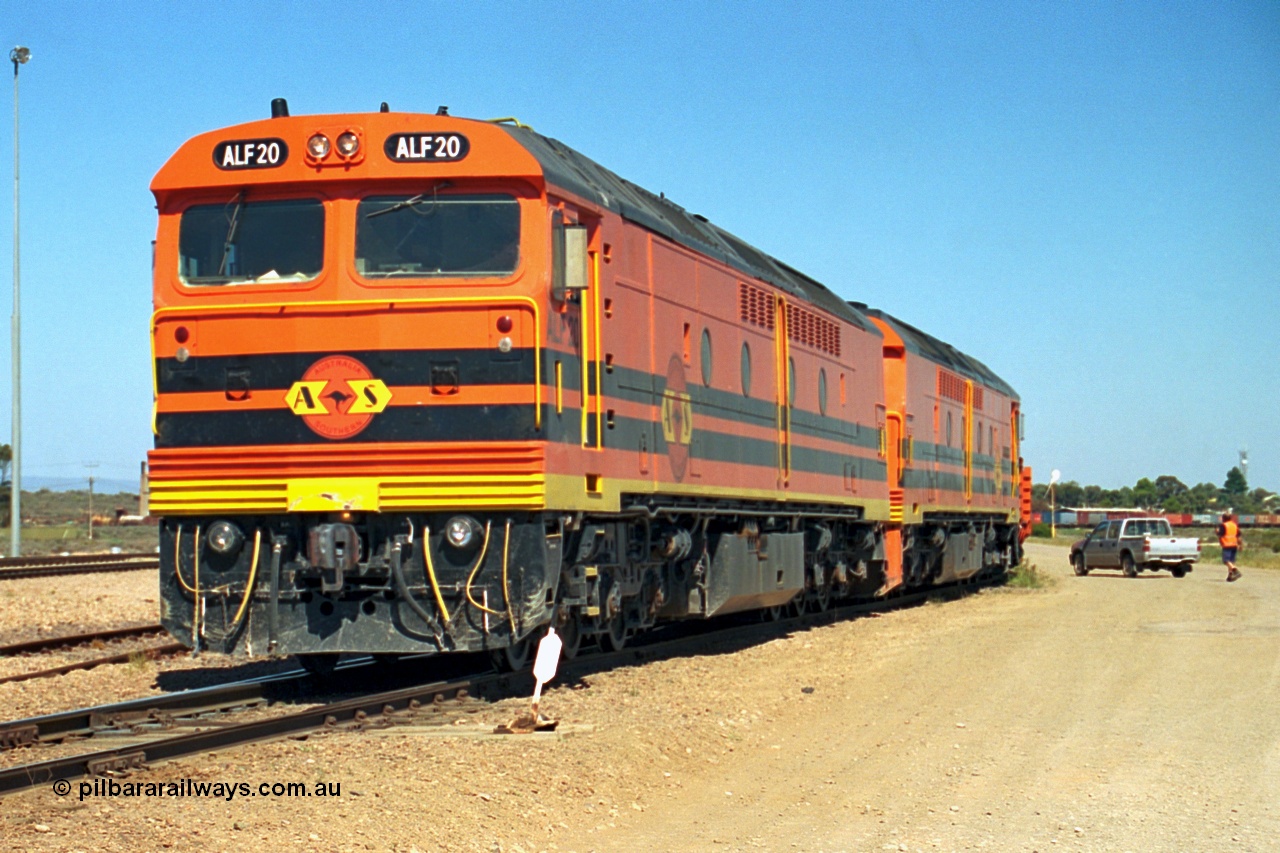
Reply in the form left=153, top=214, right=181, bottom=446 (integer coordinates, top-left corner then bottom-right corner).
left=530, top=627, right=563, bottom=720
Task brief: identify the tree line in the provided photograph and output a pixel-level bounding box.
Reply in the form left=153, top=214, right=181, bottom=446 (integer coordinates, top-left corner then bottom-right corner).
left=1033, top=467, right=1276, bottom=515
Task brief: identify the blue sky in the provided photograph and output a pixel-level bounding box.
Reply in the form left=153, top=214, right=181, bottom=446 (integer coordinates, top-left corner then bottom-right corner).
left=0, top=0, right=1276, bottom=493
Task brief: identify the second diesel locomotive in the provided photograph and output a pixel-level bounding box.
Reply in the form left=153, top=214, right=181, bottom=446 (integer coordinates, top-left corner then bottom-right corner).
left=149, top=100, right=1030, bottom=668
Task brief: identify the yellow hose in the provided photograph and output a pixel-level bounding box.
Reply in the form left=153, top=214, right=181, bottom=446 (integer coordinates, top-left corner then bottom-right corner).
left=194, top=524, right=203, bottom=649
left=502, top=520, right=516, bottom=633
left=173, top=523, right=198, bottom=593
left=422, top=525, right=452, bottom=623
left=464, top=521, right=504, bottom=617
left=230, top=528, right=261, bottom=626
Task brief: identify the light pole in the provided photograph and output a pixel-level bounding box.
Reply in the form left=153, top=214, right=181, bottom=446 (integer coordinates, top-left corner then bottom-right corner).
left=9, top=46, right=29, bottom=557
left=1049, top=469, right=1061, bottom=539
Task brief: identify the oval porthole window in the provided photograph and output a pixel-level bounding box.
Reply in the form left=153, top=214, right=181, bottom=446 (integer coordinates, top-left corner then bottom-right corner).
left=701, top=328, right=712, bottom=387
left=788, top=358, right=796, bottom=407
left=818, top=368, right=828, bottom=416
left=740, top=342, right=752, bottom=397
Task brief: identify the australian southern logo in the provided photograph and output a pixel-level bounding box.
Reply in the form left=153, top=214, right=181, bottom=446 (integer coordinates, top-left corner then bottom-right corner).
left=285, top=355, right=392, bottom=440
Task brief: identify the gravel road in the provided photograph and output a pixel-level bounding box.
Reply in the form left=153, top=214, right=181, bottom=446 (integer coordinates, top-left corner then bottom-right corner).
left=574, top=542, right=1280, bottom=852
left=2, top=541, right=1275, bottom=852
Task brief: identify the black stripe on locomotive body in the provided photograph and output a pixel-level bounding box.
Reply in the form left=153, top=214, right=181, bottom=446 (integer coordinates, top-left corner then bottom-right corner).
left=156, top=347, right=536, bottom=395
left=155, top=342, right=891, bottom=481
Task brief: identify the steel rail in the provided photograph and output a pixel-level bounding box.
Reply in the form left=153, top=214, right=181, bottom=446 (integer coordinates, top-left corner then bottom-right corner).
left=0, top=553, right=158, bottom=580
left=0, top=570, right=1004, bottom=796
left=0, top=624, right=167, bottom=657
left=0, top=666, right=314, bottom=751
left=0, top=674, right=479, bottom=796
left=0, top=643, right=187, bottom=687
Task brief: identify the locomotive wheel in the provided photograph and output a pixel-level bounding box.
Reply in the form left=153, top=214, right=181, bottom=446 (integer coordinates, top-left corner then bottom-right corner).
left=1122, top=554, right=1138, bottom=578
left=813, top=576, right=832, bottom=613
left=1072, top=553, right=1089, bottom=576
left=763, top=604, right=785, bottom=622
left=492, top=637, right=532, bottom=672
left=600, top=613, right=628, bottom=652
left=558, top=613, right=583, bottom=660
left=296, top=654, right=339, bottom=679
left=787, top=593, right=807, bottom=617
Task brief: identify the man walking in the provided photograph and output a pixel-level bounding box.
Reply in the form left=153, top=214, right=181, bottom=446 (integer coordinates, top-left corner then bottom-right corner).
left=1217, top=512, right=1242, bottom=582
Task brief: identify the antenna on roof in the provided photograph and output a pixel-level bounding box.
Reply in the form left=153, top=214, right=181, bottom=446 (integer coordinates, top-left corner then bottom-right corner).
left=436, top=105, right=449, bottom=116
left=380, top=102, right=389, bottom=113
left=270, top=98, right=289, bottom=118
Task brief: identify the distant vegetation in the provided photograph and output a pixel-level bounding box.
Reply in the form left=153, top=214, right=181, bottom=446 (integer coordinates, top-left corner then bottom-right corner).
left=1033, top=467, right=1276, bottom=515
left=0, top=486, right=156, bottom=556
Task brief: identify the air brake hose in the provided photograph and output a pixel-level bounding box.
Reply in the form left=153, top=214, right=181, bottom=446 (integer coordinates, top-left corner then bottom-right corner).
left=390, top=537, right=445, bottom=646
left=464, top=520, right=505, bottom=617
left=420, top=525, right=452, bottom=623
left=193, top=524, right=203, bottom=653
left=229, top=528, right=262, bottom=629
left=502, top=519, right=518, bottom=637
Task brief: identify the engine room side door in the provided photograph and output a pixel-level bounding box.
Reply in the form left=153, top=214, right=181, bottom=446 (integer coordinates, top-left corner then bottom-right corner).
left=774, top=294, right=792, bottom=489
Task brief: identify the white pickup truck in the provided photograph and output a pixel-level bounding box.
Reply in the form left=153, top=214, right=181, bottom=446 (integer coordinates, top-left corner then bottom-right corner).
left=1069, top=518, right=1200, bottom=578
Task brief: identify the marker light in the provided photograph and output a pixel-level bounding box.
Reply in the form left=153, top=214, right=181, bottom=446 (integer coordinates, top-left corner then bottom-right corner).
left=445, top=516, right=479, bottom=549
left=336, top=131, right=360, bottom=157
left=307, top=133, right=331, bottom=159
left=496, top=315, right=513, bottom=334
left=207, top=520, right=244, bottom=555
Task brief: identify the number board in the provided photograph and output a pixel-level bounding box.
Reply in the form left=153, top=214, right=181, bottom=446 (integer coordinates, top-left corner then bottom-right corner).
left=384, top=133, right=470, bottom=163
left=213, top=138, right=289, bottom=170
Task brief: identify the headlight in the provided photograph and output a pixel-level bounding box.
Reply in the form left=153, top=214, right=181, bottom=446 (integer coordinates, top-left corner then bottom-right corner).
left=307, top=133, right=331, bottom=158
left=445, top=516, right=479, bottom=549
left=207, top=520, right=244, bottom=555
left=336, top=131, right=360, bottom=157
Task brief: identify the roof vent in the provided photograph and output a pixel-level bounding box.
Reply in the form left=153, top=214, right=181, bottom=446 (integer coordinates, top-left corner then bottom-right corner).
left=436, top=105, right=449, bottom=116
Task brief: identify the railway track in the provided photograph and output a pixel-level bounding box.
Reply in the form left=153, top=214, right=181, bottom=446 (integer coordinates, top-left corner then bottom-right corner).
left=0, top=552, right=159, bottom=580
left=0, top=624, right=181, bottom=687
left=0, top=570, right=1002, bottom=797
left=0, top=624, right=167, bottom=657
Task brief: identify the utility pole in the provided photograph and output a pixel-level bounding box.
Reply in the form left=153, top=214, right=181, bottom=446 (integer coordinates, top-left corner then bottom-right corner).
left=9, top=46, right=31, bottom=557
left=85, top=462, right=99, bottom=541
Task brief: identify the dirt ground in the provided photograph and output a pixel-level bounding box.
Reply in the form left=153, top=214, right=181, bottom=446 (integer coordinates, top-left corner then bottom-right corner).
left=1, top=541, right=1276, bottom=852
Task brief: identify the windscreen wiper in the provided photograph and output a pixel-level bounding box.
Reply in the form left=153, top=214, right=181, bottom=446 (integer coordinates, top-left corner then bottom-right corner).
left=365, top=181, right=453, bottom=219
left=217, top=189, right=247, bottom=276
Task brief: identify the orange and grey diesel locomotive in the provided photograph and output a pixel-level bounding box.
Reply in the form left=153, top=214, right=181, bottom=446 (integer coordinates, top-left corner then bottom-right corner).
left=149, top=100, right=1030, bottom=668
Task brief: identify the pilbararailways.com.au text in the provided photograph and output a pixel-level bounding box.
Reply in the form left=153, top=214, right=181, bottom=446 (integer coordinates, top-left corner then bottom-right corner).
left=59, top=778, right=340, bottom=801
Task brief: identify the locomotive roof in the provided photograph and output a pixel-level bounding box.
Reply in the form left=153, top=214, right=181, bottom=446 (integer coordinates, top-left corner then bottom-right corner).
left=500, top=125, right=875, bottom=334
left=858, top=307, right=1019, bottom=401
